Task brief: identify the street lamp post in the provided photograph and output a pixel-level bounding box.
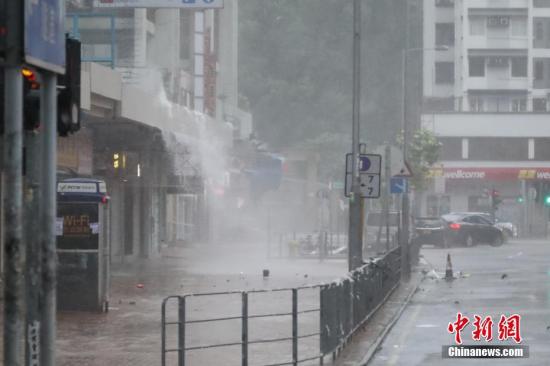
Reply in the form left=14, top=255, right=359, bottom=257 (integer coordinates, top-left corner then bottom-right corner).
left=401, top=45, right=448, bottom=280
left=348, top=0, right=363, bottom=271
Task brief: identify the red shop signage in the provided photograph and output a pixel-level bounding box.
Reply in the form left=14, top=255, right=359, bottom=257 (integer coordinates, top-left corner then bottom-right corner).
left=429, top=167, right=550, bottom=180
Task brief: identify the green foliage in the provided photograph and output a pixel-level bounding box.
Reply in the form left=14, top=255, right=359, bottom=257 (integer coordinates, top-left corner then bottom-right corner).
left=403, top=129, right=441, bottom=192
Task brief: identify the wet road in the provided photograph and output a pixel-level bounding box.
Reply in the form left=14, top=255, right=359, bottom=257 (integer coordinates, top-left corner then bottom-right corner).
left=369, top=239, right=550, bottom=366
left=53, top=242, right=347, bottom=366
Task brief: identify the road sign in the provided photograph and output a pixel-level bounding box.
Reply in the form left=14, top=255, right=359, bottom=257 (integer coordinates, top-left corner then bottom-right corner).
left=345, top=173, right=381, bottom=198
left=346, top=153, right=382, bottom=174
left=25, top=0, right=66, bottom=74
left=394, top=160, right=413, bottom=177
left=344, top=153, right=382, bottom=199
left=390, top=177, right=408, bottom=194
left=94, top=0, right=224, bottom=8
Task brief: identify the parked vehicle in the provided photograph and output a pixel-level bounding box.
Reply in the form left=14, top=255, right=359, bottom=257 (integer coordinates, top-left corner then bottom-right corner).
left=451, top=212, right=518, bottom=240
left=441, top=213, right=505, bottom=247
left=412, top=217, right=446, bottom=247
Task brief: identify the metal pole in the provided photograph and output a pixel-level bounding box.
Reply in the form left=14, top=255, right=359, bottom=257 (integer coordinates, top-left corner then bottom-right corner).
left=241, top=292, right=248, bottom=366
left=384, top=145, right=391, bottom=252
left=40, top=71, right=57, bottom=366
left=292, top=289, right=298, bottom=366
left=25, top=128, right=43, bottom=366
left=401, top=50, right=411, bottom=281
left=348, top=0, right=363, bottom=272
left=178, top=297, right=186, bottom=366
left=3, top=66, right=24, bottom=366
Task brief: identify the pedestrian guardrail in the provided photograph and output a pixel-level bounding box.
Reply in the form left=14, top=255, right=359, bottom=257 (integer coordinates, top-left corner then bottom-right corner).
left=161, top=247, right=401, bottom=366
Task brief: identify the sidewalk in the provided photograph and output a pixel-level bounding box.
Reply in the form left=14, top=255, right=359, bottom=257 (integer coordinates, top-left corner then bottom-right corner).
left=54, top=241, right=348, bottom=366
left=326, top=271, right=426, bottom=366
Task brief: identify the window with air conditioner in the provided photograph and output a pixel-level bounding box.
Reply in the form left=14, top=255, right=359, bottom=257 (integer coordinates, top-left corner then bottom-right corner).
left=487, top=56, right=508, bottom=68
left=488, top=16, right=510, bottom=28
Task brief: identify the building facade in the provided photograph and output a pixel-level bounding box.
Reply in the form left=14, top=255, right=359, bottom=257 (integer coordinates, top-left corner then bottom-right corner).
left=422, top=0, right=550, bottom=236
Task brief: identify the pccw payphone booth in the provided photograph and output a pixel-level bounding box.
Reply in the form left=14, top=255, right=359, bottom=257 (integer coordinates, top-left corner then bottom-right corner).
left=57, top=178, right=110, bottom=312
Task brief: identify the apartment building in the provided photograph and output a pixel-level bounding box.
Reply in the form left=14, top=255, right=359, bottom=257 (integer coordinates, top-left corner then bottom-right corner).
left=422, top=0, right=550, bottom=236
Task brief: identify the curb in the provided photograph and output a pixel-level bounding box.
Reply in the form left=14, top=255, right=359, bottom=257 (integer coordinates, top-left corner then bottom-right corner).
left=357, top=276, right=424, bottom=366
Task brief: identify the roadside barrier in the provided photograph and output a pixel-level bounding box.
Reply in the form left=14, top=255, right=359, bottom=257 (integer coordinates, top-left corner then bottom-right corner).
left=161, top=247, right=401, bottom=366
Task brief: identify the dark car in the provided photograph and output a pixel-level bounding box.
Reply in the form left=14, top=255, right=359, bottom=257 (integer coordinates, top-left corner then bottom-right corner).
left=441, top=213, right=504, bottom=247
left=413, top=217, right=446, bottom=247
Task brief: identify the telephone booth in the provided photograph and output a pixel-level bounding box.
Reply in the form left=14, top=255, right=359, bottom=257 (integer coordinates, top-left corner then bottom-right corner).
left=56, top=178, right=110, bottom=312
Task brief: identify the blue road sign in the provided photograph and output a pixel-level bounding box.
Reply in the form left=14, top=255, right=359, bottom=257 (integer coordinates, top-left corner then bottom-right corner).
left=25, top=0, right=66, bottom=74
left=390, top=177, right=408, bottom=194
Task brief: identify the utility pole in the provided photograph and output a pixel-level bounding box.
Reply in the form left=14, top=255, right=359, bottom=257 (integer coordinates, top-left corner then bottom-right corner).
left=25, top=127, right=43, bottom=366
left=348, top=0, right=363, bottom=271
left=401, top=48, right=411, bottom=281
left=3, top=66, right=24, bottom=366
left=3, top=1, right=24, bottom=364
left=40, top=71, right=58, bottom=366
left=384, top=145, right=391, bottom=252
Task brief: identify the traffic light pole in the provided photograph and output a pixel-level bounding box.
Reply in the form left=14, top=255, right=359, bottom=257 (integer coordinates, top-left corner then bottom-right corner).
left=24, top=127, right=43, bottom=366
left=348, top=0, right=363, bottom=271
left=3, top=67, right=24, bottom=366
left=40, top=71, right=57, bottom=366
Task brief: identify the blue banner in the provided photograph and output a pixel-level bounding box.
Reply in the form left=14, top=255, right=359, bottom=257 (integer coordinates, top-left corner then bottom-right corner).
left=25, top=0, right=66, bottom=73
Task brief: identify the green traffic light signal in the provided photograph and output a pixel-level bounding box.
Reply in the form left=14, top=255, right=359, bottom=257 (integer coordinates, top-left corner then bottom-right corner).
left=517, top=196, right=524, bottom=203
left=545, top=195, right=550, bottom=206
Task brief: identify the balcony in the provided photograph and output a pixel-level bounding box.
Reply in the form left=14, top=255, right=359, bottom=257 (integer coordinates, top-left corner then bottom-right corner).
left=421, top=113, right=550, bottom=138
left=464, top=0, right=528, bottom=9
left=465, top=76, right=529, bottom=90
left=467, top=35, right=528, bottom=49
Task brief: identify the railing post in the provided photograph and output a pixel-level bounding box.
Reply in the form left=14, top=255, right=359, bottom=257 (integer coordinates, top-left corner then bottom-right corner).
left=292, top=289, right=298, bottom=366
left=161, top=300, right=167, bottom=366
left=178, top=297, right=186, bottom=366
left=242, top=292, right=248, bottom=366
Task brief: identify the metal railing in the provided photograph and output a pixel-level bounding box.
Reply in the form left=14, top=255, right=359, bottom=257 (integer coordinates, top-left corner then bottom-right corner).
left=161, top=247, right=401, bottom=366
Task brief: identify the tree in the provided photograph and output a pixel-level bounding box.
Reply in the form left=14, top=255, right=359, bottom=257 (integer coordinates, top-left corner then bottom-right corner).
left=404, top=129, right=442, bottom=192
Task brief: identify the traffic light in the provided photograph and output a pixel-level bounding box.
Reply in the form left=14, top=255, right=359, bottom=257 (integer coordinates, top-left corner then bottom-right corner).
left=0, top=36, right=81, bottom=135
left=22, top=67, right=40, bottom=131
left=491, top=189, right=502, bottom=210
left=57, top=36, right=81, bottom=136
left=516, top=196, right=524, bottom=204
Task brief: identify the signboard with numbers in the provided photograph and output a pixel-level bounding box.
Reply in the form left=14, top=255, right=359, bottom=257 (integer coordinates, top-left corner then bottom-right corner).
left=25, top=0, right=66, bottom=73
left=345, top=153, right=382, bottom=198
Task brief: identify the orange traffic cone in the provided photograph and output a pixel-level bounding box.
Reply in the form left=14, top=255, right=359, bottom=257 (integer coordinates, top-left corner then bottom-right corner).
left=445, top=253, right=454, bottom=281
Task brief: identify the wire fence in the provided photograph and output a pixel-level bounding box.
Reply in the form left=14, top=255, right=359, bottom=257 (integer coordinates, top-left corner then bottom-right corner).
left=161, top=246, right=401, bottom=366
